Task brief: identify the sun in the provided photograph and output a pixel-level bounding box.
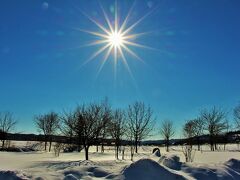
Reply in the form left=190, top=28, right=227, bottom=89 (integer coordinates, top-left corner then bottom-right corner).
left=108, top=31, right=123, bottom=48
left=79, top=1, right=154, bottom=77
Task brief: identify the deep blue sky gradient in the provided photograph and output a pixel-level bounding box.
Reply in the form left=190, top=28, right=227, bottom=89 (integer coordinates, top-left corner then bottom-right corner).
left=0, top=0, right=240, bottom=137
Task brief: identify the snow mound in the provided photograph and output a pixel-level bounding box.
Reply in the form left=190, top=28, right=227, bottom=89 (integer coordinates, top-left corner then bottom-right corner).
left=181, top=158, right=240, bottom=180
left=159, top=155, right=182, bottom=170
left=121, top=158, right=186, bottom=180
left=86, top=166, right=109, bottom=177
left=63, top=166, right=110, bottom=179
left=0, top=170, right=29, bottom=180
left=224, top=158, right=240, bottom=172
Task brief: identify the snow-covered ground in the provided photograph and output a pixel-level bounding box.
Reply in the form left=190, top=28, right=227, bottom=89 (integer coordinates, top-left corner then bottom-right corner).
left=0, top=142, right=240, bottom=179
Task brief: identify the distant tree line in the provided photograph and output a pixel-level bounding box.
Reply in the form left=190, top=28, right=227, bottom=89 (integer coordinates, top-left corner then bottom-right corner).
left=1, top=100, right=240, bottom=160
left=183, top=105, right=240, bottom=152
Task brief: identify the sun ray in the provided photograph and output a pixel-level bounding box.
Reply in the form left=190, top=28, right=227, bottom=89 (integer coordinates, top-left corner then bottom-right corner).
left=75, top=28, right=109, bottom=39
left=121, top=44, right=145, bottom=63
left=115, top=1, right=118, bottom=32
left=81, top=11, right=111, bottom=35
left=83, top=40, right=110, bottom=47
left=122, top=31, right=151, bottom=40
left=118, top=46, right=135, bottom=80
left=114, top=46, right=118, bottom=75
left=118, top=1, right=136, bottom=34
left=122, top=6, right=157, bottom=36
left=82, top=43, right=111, bottom=66
left=122, top=40, right=156, bottom=50
left=97, top=45, right=113, bottom=77
left=99, top=2, right=114, bottom=34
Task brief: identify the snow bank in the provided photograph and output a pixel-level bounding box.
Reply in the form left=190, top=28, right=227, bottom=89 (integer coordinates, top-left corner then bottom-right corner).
left=181, top=159, right=240, bottom=180
left=159, top=154, right=182, bottom=170
left=224, top=158, right=240, bottom=172
left=63, top=163, right=110, bottom=179
left=158, top=154, right=240, bottom=179
left=0, top=170, right=29, bottom=180
left=121, top=158, right=187, bottom=180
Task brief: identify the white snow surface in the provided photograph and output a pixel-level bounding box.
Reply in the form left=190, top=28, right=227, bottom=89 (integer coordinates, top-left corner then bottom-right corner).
left=0, top=142, right=240, bottom=180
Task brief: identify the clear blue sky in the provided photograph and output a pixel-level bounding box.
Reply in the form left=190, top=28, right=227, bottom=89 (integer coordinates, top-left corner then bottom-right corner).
left=0, top=0, right=240, bottom=137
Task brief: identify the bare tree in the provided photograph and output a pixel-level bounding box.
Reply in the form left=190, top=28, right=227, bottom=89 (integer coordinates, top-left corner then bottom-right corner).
left=183, top=120, right=195, bottom=146
left=35, top=112, right=59, bottom=152
left=182, top=144, right=195, bottom=162
left=61, top=110, right=76, bottom=149
left=126, top=102, right=155, bottom=153
left=182, top=120, right=196, bottom=162
left=223, top=119, right=231, bottom=151
left=183, top=118, right=204, bottom=151
left=160, top=120, right=174, bottom=152
left=109, top=109, right=126, bottom=159
left=193, top=118, right=204, bottom=151
left=73, top=103, right=111, bottom=160
left=233, top=104, right=240, bottom=149
left=0, top=112, right=17, bottom=148
left=234, top=104, right=240, bottom=131
left=99, top=99, right=111, bottom=153
left=200, top=107, right=227, bottom=151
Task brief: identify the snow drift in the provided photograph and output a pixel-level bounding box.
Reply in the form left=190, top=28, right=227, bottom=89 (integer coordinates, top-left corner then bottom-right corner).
left=159, top=155, right=182, bottom=170
left=120, top=158, right=187, bottom=180
left=224, top=158, right=240, bottom=172
left=0, top=170, right=29, bottom=180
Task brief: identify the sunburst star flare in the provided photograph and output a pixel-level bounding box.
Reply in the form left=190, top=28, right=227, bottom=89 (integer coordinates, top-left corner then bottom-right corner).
left=80, top=1, right=154, bottom=77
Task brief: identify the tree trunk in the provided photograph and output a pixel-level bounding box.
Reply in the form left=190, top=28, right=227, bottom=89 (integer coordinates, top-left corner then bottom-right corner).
left=210, top=136, right=214, bottom=151
left=44, top=141, right=47, bottom=151
left=135, top=140, right=138, bottom=153
left=131, top=145, right=134, bottom=161
left=85, top=146, right=89, bottom=160
left=197, top=137, right=201, bottom=151
left=101, top=144, right=104, bottom=153
left=116, top=145, right=119, bottom=160
left=77, top=137, right=81, bottom=152
left=49, top=141, right=52, bottom=152
left=96, top=145, right=99, bottom=152
left=2, top=140, right=5, bottom=148
left=122, top=147, right=125, bottom=160
left=166, top=139, right=169, bottom=152
left=210, top=142, right=214, bottom=151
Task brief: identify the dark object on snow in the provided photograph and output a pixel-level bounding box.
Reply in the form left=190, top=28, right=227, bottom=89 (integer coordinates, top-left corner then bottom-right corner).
left=152, top=148, right=161, bottom=157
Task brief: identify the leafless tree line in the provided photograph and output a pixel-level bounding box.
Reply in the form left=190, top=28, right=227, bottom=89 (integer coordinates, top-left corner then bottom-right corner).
left=183, top=105, right=240, bottom=152
left=34, top=100, right=155, bottom=160
left=1, top=102, right=240, bottom=160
